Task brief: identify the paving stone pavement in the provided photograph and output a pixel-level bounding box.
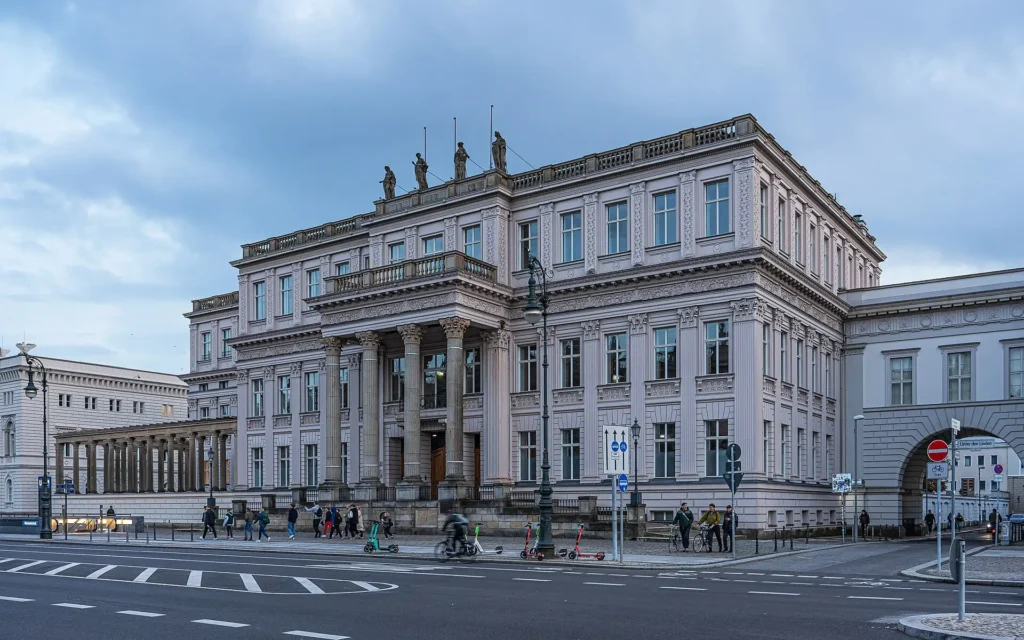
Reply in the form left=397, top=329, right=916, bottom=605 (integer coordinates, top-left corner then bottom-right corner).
left=920, top=549, right=1024, bottom=583
left=900, top=613, right=1024, bottom=640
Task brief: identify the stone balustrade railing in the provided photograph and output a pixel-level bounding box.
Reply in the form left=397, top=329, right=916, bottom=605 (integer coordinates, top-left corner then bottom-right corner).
left=240, top=218, right=364, bottom=259
left=319, top=251, right=496, bottom=298
left=191, top=291, right=239, bottom=313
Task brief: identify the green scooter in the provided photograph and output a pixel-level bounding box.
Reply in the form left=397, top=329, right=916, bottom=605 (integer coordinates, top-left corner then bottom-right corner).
left=363, top=520, right=399, bottom=553
left=466, top=522, right=503, bottom=556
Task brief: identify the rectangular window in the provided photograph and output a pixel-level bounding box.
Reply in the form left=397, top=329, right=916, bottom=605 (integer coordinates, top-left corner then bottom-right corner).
left=363, top=255, right=370, bottom=270
left=390, top=357, right=405, bottom=402
left=252, top=448, right=264, bottom=489
left=200, top=406, right=210, bottom=419
left=220, top=404, right=231, bottom=418
left=279, top=275, right=293, bottom=315
left=304, top=444, right=318, bottom=486
left=560, top=338, right=581, bottom=388
left=705, top=420, right=729, bottom=477
left=825, top=353, right=832, bottom=397
left=653, top=191, right=678, bottom=246
left=811, top=346, right=819, bottom=393
left=836, top=247, right=843, bottom=287
left=423, top=353, right=446, bottom=407
left=826, top=434, right=833, bottom=480
left=763, top=421, right=772, bottom=474
left=464, top=225, right=481, bottom=259
left=278, top=375, right=291, bottom=414
left=561, top=428, right=581, bottom=481
left=981, top=480, right=987, bottom=491
left=780, top=331, right=789, bottom=382
left=654, top=327, right=677, bottom=379
left=278, top=446, right=290, bottom=487
left=305, top=371, right=319, bottom=412
left=340, top=368, right=349, bottom=409
left=201, top=332, right=212, bottom=361
left=252, top=379, right=264, bottom=417
left=809, top=224, right=817, bottom=272
left=1010, top=346, right=1023, bottom=398
left=518, top=345, right=538, bottom=392
left=978, top=454, right=984, bottom=466
left=465, top=348, right=482, bottom=394
left=890, top=356, right=914, bottom=405
left=777, top=198, right=787, bottom=251
left=221, top=328, right=232, bottom=356
left=199, top=383, right=209, bottom=392
left=109, top=398, right=115, bottom=411
left=762, top=323, right=772, bottom=376
left=797, top=428, right=806, bottom=478
left=519, top=431, right=537, bottom=482
left=823, top=237, right=831, bottom=281
left=423, top=235, right=444, bottom=256
left=796, top=338, right=804, bottom=388
left=705, top=320, right=730, bottom=375
left=335, top=261, right=350, bottom=276
left=133, top=401, right=144, bottom=414
left=606, top=203, right=629, bottom=254
left=704, top=180, right=730, bottom=236
left=655, top=422, right=676, bottom=478
left=605, top=333, right=628, bottom=383
left=307, top=268, right=321, bottom=298
left=947, top=351, right=972, bottom=402
left=219, top=380, right=229, bottom=389
left=794, top=213, right=802, bottom=263
left=759, top=183, right=769, bottom=238
left=389, top=242, right=405, bottom=264
left=254, top=281, right=266, bottom=320
left=965, top=456, right=971, bottom=467
left=519, top=220, right=539, bottom=268
left=561, top=211, right=582, bottom=262
left=781, top=425, right=790, bottom=476
left=992, top=455, right=998, bottom=466
left=340, top=442, right=349, bottom=484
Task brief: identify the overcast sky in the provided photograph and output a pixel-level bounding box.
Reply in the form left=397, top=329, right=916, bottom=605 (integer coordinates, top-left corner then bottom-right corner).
left=1, top=0, right=1022, bottom=374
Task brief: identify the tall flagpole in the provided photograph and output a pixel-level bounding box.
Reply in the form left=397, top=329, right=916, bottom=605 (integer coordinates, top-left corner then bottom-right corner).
left=489, top=105, right=494, bottom=169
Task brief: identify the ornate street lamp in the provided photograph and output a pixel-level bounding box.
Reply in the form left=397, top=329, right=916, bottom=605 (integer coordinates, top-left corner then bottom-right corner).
left=207, top=445, right=216, bottom=508
left=18, top=342, right=53, bottom=540
left=630, top=418, right=641, bottom=537
left=524, top=255, right=553, bottom=557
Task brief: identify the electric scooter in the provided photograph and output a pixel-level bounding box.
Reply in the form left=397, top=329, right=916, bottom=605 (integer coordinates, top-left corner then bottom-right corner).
left=467, top=523, right=503, bottom=556
left=520, top=522, right=544, bottom=561
left=363, top=520, right=399, bottom=553
left=558, top=523, right=605, bottom=560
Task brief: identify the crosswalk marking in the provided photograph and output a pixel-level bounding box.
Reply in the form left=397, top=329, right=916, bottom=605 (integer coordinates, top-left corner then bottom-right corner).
left=7, top=560, right=46, bottom=573
left=240, top=573, right=262, bottom=593
left=44, top=563, right=79, bottom=576
left=351, top=581, right=381, bottom=592
left=133, top=568, right=158, bottom=583
left=294, top=577, right=324, bottom=594
left=187, top=571, right=202, bottom=587
left=53, top=603, right=94, bottom=609
left=0, top=558, right=14, bottom=565
left=283, top=632, right=350, bottom=640
left=86, top=565, right=117, bottom=579
left=118, top=610, right=165, bottom=617
left=0, top=596, right=33, bottom=602
left=192, top=619, right=249, bottom=628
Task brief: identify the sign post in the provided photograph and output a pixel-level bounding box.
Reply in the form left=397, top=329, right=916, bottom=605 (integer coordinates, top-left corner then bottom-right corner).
left=928, top=462, right=949, bottom=570
left=950, top=419, right=961, bottom=548
left=603, top=426, right=631, bottom=563
left=617, top=474, right=628, bottom=563
left=723, top=444, right=742, bottom=559
left=832, top=473, right=852, bottom=542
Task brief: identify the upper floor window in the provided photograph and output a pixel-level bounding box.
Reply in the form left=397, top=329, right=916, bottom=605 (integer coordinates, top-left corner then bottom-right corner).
left=811, top=345, right=819, bottom=393
left=335, top=262, right=350, bottom=276
left=794, top=213, right=802, bottom=263
left=389, top=242, right=405, bottom=264
left=653, top=191, right=677, bottom=246
left=464, top=225, right=481, bottom=259
left=1010, top=346, right=1024, bottom=399
left=796, top=338, right=805, bottom=388
left=200, top=406, right=210, bottom=419
left=278, top=375, right=291, bottom=414
left=221, top=328, right=232, bottom=356
left=705, top=320, right=730, bottom=375
left=780, top=332, right=789, bottom=382
left=219, top=380, right=229, bottom=389
left=423, top=235, right=444, bottom=256
left=823, top=237, right=831, bottom=282
left=253, top=281, right=266, bottom=320
left=305, top=371, right=319, bottom=412
left=340, top=367, right=350, bottom=409
left=561, top=211, right=582, bottom=262
left=363, top=255, right=370, bottom=270
left=519, top=221, right=538, bottom=268
left=825, top=352, right=833, bottom=397
left=777, top=198, right=787, bottom=251
left=890, top=356, right=914, bottom=406
left=606, top=333, right=628, bottom=384
left=201, top=332, right=212, bottom=361
left=423, top=353, right=446, bottom=403
left=560, top=338, right=581, bottom=388
left=465, top=348, right=482, bottom=394
left=561, top=428, right=581, bottom=481
left=836, top=246, right=843, bottom=287
left=857, top=264, right=864, bottom=288
left=606, top=203, right=628, bottom=254
left=252, top=379, right=266, bottom=417
left=390, top=357, right=405, bottom=402
left=947, top=351, right=972, bottom=402
left=220, top=404, right=231, bottom=418
left=280, top=274, right=293, bottom=315
left=199, top=383, right=209, bottom=392
left=518, top=344, right=538, bottom=392
left=704, top=180, right=730, bottom=236
left=809, top=225, right=817, bottom=272
left=654, top=327, right=677, bottom=379
left=307, top=269, right=321, bottom=298
left=759, top=183, right=769, bottom=239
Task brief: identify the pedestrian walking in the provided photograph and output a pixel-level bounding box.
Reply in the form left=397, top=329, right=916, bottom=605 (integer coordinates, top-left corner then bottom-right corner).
left=257, top=507, right=271, bottom=541
left=859, top=509, right=870, bottom=539
left=305, top=503, right=323, bottom=538
left=380, top=512, right=395, bottom=539
left=925, top=510, right=935, bottom=535
left=244, top=509, right=255, bottom=540
left=672, top=502, right=694, bottom=550
left=697, top=504, right=723, bottom=552
left=287, top=502, right=299, bottom=540
left=324, top=506, right=335, bottom=539
left=347, top=504, right=360, bottom=538
left=947, top=511, right=954, bottom=531
left=955, top=513, right=964, bottom=530
left=355, top=505, right=364, bottom=538
left=990, top=508, right=1002, bottom=542
left=202, top=505, right=218, bottom=540
left=722, top=505, right=737, bottom=553
left=223, top=510, right=235, bottom=539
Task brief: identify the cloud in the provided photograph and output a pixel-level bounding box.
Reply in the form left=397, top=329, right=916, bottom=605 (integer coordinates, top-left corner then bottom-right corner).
left=879, top=245, right=1011, bottom=285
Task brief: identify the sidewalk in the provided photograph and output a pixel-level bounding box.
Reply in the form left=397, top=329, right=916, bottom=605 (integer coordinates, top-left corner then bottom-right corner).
left=901, top=546, right=1024, bottom=587
left=899, top=613, right=1024, bottom=640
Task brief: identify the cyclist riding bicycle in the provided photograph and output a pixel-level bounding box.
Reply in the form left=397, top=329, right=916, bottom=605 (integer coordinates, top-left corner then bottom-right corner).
left=443, top=513, right=470, bottom=554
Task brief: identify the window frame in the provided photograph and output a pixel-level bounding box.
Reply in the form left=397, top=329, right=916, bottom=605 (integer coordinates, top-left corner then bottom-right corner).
left=201, top=332, right=212, bottom=361
left=519, top=220, right=539, bottom=269
left=304, top=443, right=319, bottom=487
left=306, top=268, right=321, bottom=298
left=221, top=328, right=232, bottom=356
left=560, top=210, right=583, bottom=263
left=777, top=197, right=787, bottom=252
left=519, top=431, right=537, bottom=482
left=251, top=447, right=264, bottom=489
left=605, top=202, right=629, bottom=255
left=559, top=337, right=581, bottom=388
left=463, top=225, right=481, bottom=259
left=703, top=179, right=730, bottom=237
left=704, top=320, right=730, bottom=375
left=945, top=349, right=973, bottom=403
left=705, top=420, right=729, bottom=477
left=422, top=234, right=444, bottom=256
left=388, top=242, right=405, bottom=264
left=335, top=261, right=350, bottom=276
left=794, top=212, right=803, bottom=263
left=304, top=370, right=319, bottom=412
left=759, top=182, right=770, bottom=239
left=518, top=344, right=538, bottom=392
left=340, top=367, right=350, bottom=409
left=561, top=428, right=581, bottom=481
left=885, top=350, right=918, bottom=407
left=654, top=422, right=676, bottom=479
left=652, top=191, right=678, bottom=246
left=253, top=281, right=266, bottom=320
left=465, top=347, right=482, bottom=395
left=277, top=445, right=290, bottom=488
left=780, top=331, right=789, bottom=383
left=390, top=357, right=406, bottom=403
left=762, top=323, right=772, bottom=377
left=654, top=327, right=677, bottom=380
left=809, top=224, right=817, bottom=273
left=796, top=338, right=805, bottom=388
left=1007, top=342, right=1024, bottom=399
left=605, top=333, right=628, bottom=384
left=277, top=375, right=291, bottom=414
left=280, top=274, right=293, bottom=315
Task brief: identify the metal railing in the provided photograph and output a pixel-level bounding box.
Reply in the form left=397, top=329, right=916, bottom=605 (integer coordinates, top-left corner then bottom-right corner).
left=422, top=394, right=447, bottom=409
left=375, top=486, right=396, bottom=502
left=304, top=487, right=320, bottom=503
left=552, top=499, right=579, bottom=514
left=506, top=490, right=538, bottom=506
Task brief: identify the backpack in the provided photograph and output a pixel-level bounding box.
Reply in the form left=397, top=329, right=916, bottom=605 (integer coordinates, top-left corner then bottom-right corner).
left=259, top=512, right=270, bottom=525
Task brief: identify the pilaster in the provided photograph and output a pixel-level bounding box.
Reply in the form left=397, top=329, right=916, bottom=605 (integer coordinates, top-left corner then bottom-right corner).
left=482, top=329, right=513, bottom=487
left=629, top=181, right=646, bottom=266
left=628, top=313, right=648, bottom=480
left=583, top=193, right=598, bottom=274
left=397, top=324, right=424, bottom=496
left=234, top=370, right=249, bottom=490
left=733, top=158, right=755, bottom=248
left=539, top=202, right=554, bottom=272
left=731, top=298, right=765, bottom=476
left=355, top=331, right=381, bottom=495
left=581, top=320, right=601, bottom=481
left=680, top=172, right=696, bottom=257
left=678, top=306, right=699, bottom=478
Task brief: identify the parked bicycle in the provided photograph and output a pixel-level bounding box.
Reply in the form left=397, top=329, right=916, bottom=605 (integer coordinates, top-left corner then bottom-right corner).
left=690, top=524, right=708, bottom=553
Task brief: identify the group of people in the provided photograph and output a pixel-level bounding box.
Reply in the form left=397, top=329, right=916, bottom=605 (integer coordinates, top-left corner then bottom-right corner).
left=671, top=502, right=738, bottom=553
left=303, top=504, right=396, bottom=541
left=201, top=504, right=272, bottom=541
left=924, top=510, right=968, bottom=534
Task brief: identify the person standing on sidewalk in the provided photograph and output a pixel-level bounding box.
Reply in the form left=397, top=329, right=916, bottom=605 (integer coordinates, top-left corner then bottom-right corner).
left=202, top=505, right=218, bottom=539
left=347, top=504, right=360, bottom=538
left=925, top=510, right=935, bottom=535
left=243, top=509, right=255, bottom=541
left=287, top=503, right=299, bottom=540
left=672, top=502, right=694, bottom=550
left=697, top=504, right=723, bottom=552
left=859, top=509, right=870, bottom=539
left=955, top=513, right=964, bottom=530
left=257, top=507, right=271, bottom=541
left=223, top=510, right=235, bottom=539
left=722, top=505, right=737, bottom=553
left=305, top=503, right=323, bottom=538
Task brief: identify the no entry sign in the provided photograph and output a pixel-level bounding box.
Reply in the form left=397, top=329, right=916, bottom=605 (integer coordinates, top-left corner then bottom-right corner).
left=927, top=440, right=949, bottom=463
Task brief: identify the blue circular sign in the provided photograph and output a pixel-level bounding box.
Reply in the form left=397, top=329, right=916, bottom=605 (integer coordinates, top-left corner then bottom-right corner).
left=617, top=474, right=629, bottom=492
left=620, top=441, right=628, bottom=453
left=611, top=441, right=620, bottom=452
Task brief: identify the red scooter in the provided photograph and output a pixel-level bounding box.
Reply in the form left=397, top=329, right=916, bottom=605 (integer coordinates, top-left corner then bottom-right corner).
left=559, top=523, right=605, bottom=560
left=520, top=523, right=544, bottom=561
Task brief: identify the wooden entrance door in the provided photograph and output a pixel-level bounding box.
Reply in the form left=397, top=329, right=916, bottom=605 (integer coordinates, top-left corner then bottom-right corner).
left=431, top=448, right=445, bottom=500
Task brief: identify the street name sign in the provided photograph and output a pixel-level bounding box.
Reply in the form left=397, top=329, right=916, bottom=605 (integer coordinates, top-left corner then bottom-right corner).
left=602, top=425, right=630, bottom=476
left=951, top=418, right=961, bottom=434
left=927, top=440, right=949, bottom=463
left=832, top=473, right=852, bottom=493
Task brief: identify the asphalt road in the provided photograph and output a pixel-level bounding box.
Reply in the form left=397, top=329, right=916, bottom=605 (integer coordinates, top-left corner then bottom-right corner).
left=0, top=535, right=1017, bottom=640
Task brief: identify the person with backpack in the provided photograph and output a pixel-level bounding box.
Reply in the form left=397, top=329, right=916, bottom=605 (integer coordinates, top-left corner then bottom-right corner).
left=305, top=503, right=323, bottom=538
left=223, top=509, right=235, bottom=539
left=243, top=509, right=255, bottom=541
left=925, top=510, right=935, bottom=535
left=380, top=512, right=395, bottom=540
left=671, top=502, right=694, bottom=550
left=257, top=507, right=271, bottom=541
left=287, top=502, right=299, bottom=540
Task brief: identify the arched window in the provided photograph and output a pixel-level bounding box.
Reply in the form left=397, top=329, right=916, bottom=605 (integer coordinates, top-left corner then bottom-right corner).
left=5, top=478, right=12, bottom=503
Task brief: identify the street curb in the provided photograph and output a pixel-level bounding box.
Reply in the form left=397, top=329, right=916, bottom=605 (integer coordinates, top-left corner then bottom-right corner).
left=899, top=545, right=1024, bottom=587
left=897, top=614, right=1020, bottom=640
left=0, top=535, right=846, bottom=570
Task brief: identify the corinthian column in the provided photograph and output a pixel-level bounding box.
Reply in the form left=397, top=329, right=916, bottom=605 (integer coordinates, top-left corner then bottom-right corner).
left=321, top=337, right=345, bottom=499
left=397, top=324, right=424, bottom=498
left=355, top=331, right=381, bottom=494
left=440, top=317, right=470, bottom=496
left=482, top=329, right=513, bottom=488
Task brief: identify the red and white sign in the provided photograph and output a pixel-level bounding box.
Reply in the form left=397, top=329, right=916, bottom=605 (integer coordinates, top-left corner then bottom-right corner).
left=927, top=440, right=949, bottom=463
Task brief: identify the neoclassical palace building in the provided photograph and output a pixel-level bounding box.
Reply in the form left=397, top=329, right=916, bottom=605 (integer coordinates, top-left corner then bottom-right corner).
left=183, top=114, right=884, bottom=526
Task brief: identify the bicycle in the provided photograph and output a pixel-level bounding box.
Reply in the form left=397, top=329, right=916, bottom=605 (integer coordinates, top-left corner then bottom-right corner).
left=690, top=525, right=709, bottom=553
left=434, top=533, right=473, bottom=562
left=669, top=524, right=681, bottom=552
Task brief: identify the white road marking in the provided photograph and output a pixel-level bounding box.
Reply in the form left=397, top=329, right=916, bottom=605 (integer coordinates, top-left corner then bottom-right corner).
left=848, top=596, right=903, bottom=601
left=724, top=572, right=743, bottom=575
left=133, top=568, right=158, bottom=583
left=797, top=575, right=818, bottom=579
left=990, top=591, right=1018, bottom=595
left=660, top=586, right=707, bottom=591
left=585, top=572, right=605, bottom=576
left=0, top=596, right=33, bottom=602
left=514, top=578, right=551, bottom=582
left=240, top=573, right=261, bottom=593
left=790, top=582, right=813, bottom=586
left=733, top=579, right=756, bottom=583
left=770, top=573, right=794, bottom=577
left=0, top=558, right=14, bottom=565
left=762, top=581, right=786, bottom=584
left=967, top=601, right=1021, bottom=607
left=187, top=571, right=202, bottom=587
left=607, top=573, right=628, bottom=577
left=86, top=565, right=117, bottom=579
left=746, top=572, right=764, bottom=576
left=749, top=591, right=800, bottom=596
left=7, top=560, right=46, bottom=573
left=118, top=611, right=165, bottom=617
left=53, top=603, right=94, bottom=609
left=880, top=579, right=903, bottom=582
left=295, top=577, right=325, bottom=594
left=283, top=632, right=350, bottom=640
left=350, top=581, right=381, bottom=592
left=919, top=588, right=945, bottom=592
left=823, top=576, right=844, bottom=580
left=583, top=582, right=625, bottom=586
left=884, top=587, right=912, bottom=591
left=701, top=571, right=720, bottom=574
left=192, top=619, right=249, bottom=628
left=44, top=563, right=80, bottom=576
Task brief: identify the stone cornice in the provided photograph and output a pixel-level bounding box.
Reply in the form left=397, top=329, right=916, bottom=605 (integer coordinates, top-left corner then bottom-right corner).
left=226, top=326, right=322, bottom=350
left=846, top=301, right=1024, bottom=340
left=846, top=289, right=1024, bottom=320
left=180, top=369, right=238, bottom=385
left=53, top=417, right=235, bottom=442
left=321, top=285, right=511, bottom=326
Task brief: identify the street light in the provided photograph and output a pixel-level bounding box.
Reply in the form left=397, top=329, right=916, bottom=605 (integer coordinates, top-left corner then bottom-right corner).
left=207, top=445, right=216, bottom=508
left=853, top=414, right=864, bottom=542
left=630, top=419, right=640, bottom=539
left=18, top=342, right=53, bottom=540
left=523, top=255, right=554, bottom=557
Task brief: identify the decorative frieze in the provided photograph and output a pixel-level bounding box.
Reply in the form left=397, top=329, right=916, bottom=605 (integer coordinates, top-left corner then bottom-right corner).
left=645, top=379, right=680, bottom=398
left=511, top=392, right=540, bottom=409
left=680, top=171, right=696, bottom=257
left=629, top=181, right=646, bottom=266
left=597, top=383, right=630, bottom=402
left=762, top=377, right=776, bottom=396
left=849, top=303, right=1024, bottom=338
left=300, top=412, right=320, bottom=426
left=247, top=417, right=265, bottom=430
left=444, top=217, right=457, bottom=252
left=290, top=362, right=302, bottom=376
left=463, top=396, right=484, bottom=410
left=733, top=157, right=755, bottom=249
left=322, top=292, right=509, bottom=325
left=539, top=202, right=554, bottom=271
left=797, top=388, right=809, bottom=405
left=583, top=193, right=599, bottom=274
left=780, top=383, right=794, bottom=402
left=826, top=398, right=836, bottom=415
left=235, top=338, right=323, bottom=363
left=273, top=416, right=291, bottom=427
left=383, top=402, right=402, bottom=418
left=730, top=297, right=767, bottom=322
left=812, top=395, right=823, bottom=412
left=553, top=388, right=585, bottom=405
left=696, top=375, right=734, bottom=395
left=550, top=272, right=756, bottom=315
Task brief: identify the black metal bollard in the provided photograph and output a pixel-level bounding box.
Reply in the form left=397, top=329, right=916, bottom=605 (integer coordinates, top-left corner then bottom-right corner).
left=755, top=529, right=759, bottom=555
left=774, top=528, right=778, bottom=552
left=171, top=525, right=175, bottom=541
left=805, top=525, right=810, bottom=545
left=789, top=528, right=794, bottom=550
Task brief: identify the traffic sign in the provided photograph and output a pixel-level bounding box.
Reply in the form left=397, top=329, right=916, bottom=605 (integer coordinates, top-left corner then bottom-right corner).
left=722, top=471, right=744, bottom=492
left=993, top=474, right=1005, bottom=483
left=927, top=462, right=949, bottom=480
left=612, top=441, right=620, bottom=452
left=927, top=440, right=949, bottom=463
left=726, top=443, right=742, bottom=462
left=951, top=418, right=961, bottom=433
left=994, top=464, right=1004, bottom=475
left=602, top=425, right=630, bottom=476
left=832, top=473, right=852, bottom=493
left=620, top=441, right=627, bottom=453
left=617, top=474, right=629, bottom=492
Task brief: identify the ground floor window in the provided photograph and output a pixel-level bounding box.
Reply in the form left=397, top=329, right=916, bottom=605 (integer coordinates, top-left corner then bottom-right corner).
left=561, top=429, right=580, bottom=481
left=252, top=448, right=264, bottom=489
left=304, top=444, right=318, bottom=486
left=705, top=420, right=728, bottom=476
left=519, top=432, right=536, bottom=481
left=341, top=442, right=349, bottom=484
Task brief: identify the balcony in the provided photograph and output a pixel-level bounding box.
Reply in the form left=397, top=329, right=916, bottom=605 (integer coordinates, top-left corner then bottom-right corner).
left=422, top=394, right=447, bottom=410
left=317, top=252, right=496, bottom=301
left=190, top=291, right=239, bottom=314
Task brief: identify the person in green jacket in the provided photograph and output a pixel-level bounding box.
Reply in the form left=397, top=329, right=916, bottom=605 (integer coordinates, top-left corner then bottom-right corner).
left=672, top=502, right=695, bottom=550
left=697, top=503, right=723, bottom=552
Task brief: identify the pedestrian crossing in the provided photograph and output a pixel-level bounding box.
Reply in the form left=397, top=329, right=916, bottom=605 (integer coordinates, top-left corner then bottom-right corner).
left=0, top=556, right=396, bottom=595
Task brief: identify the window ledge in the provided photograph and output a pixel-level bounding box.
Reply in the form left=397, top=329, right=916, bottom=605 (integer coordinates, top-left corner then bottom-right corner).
left=697, top=232, right=735, bottom=245
left=647, top=242, right=681, bottom=253
left=555, top=259, right=584, bottom=268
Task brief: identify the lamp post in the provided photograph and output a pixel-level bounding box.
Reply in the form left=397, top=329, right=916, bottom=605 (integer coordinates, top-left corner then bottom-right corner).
left=853, top=414, right=864, bottom=542
left=207, top=445, right=216, bottom=508
left=630, top=419, right=640, bottom=538
left=18, top=343, right=53, bottom=540
left=523, top=255, right=554, bottom=557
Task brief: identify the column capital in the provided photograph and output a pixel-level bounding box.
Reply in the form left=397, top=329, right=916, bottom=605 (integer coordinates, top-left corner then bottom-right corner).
left=730, top=297, right=769, bottom=323
left=397, top=324, right=424, bottom=344
left=439, top=317, right=471, bottom=340
left=580, top=321, right=601, bottom=341
left=628, top=313, right=648, bottom=335
left=355, top=331, right=380, bottom=350
left=677, top=306, right=699, bottom=329
left=482, top=329, right=511, bottom=349
left=320, top=336, right=343, bottom=356
left=235, top=369, right=249, bottom=382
